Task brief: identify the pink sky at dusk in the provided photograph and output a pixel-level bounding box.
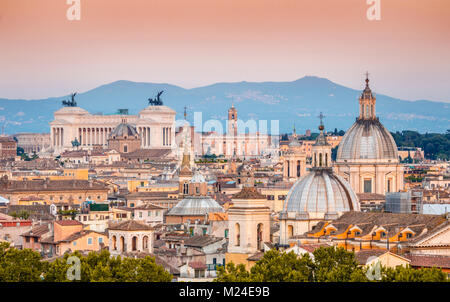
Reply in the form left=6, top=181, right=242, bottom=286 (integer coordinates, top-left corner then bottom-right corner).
left=0, top=0, right=449, bottom=102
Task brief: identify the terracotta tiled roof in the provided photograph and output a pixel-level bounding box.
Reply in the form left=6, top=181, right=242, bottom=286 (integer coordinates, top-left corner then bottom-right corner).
left=108, top=220, right=153, bottom=231
left=183, top=235, right=222, bottom=248
left=134, top=203, right=166, bottom=210
left=355, top=249, right=389, bottom=265
left=21, top=224, right=49, bottom=237
left=0, top=179, right=108, bottom=192
left=357, top=193, right=386, bottom=201
left=188, top=261, right=207, bottom=270
left=58, top=230, right=105, bottom=243
left=247, top=251, right=264, bottom=261
left=406, top=254, right=450, bottom=269
left=208, top=212, right=228, bottom=221
left=232, top=187, right=266, bottom=199
left=55, top=220, right=82, bottom=226
left=121, top=149, right=171, bottom=159
left=297, top=243, right=330, bottom=253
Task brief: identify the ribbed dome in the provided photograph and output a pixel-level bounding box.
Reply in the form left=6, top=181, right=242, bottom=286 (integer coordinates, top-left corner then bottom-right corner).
left=166, top=196, right=224, bottom=216
left=336, top=119, right=398, bottom=162
left=110, top=123, right=138, bottom=138
left=282, top=168, right=360, bottom=216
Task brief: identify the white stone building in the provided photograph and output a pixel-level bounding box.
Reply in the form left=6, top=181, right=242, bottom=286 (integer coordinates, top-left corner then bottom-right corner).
left=50, top=105, right=176, bottom=155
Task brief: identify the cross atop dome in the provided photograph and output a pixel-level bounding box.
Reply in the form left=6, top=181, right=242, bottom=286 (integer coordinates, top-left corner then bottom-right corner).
left=318, top=112, right=325, bottom=131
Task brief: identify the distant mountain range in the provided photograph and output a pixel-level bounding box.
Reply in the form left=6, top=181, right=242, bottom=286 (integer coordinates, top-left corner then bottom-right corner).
left=1, top=76, right=449, bottom=135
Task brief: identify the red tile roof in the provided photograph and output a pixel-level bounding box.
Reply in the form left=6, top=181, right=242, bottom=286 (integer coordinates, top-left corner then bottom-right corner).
left=188, top=261, right=207, bottom=270
left=55, top=220, right=83, bottom=226
left=406, top=254, right=450, bottom=269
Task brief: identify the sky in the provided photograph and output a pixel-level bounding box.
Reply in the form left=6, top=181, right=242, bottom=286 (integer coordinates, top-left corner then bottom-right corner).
left=0, top=0, right=449, bottom=102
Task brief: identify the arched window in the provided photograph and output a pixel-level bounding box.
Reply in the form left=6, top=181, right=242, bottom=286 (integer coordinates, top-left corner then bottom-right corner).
left=325, top=153, right=328, bottom=167
left=319, top=153, right=323, bottom=167
left=143, top=236, right=149, bottom=250
left=120, top=236, right=125, bottom=252
left=183, top=183, right=188, bottom=194
left=112, top=235, right=117, bottom=250
left=296, top=160, right=301, bottom=177
left=257, top=223, right=263, bottom=251
left=235, top=223, right=240, bottom=246
left=314, top=153, right=317, bottom=167
left=132, top=236, right=137, bottom=251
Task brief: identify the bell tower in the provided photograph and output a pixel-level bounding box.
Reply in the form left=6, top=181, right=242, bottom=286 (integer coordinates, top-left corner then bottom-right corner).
left=359, top=72, right=376, bottom=120
left=312, top=113, right=332, bottom=168
left=227, top=103, right=238, bottom=137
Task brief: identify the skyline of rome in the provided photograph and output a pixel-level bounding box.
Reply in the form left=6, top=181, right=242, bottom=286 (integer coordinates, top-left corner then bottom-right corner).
left=0, top=0, right=449, bottom=290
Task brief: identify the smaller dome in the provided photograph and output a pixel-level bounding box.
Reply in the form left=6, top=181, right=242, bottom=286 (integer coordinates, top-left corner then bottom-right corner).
left=166, top=196, right=224, bottom=216
left=282, top=168, right=360, bottom=217
left=190, top=171, right=206, bottom=183
left=110, top=123, right=138, bottom=138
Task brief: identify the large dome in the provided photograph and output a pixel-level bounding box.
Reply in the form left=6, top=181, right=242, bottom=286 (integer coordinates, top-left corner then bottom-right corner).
left=282, top=168, right=360, bottom=218
left=336, top=119, right=398, bottom=162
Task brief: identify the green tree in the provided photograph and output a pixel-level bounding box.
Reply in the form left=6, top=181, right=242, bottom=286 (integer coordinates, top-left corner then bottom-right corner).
left=311, top=247, right=366, bottom=282
left=43, top=250, right=173, bottom=282
left=215, top=262, right=251, bottom=282
left=250, top=250, right=314, bottom=282
left=215, top=247, right=366, bottom=282
left=380, top=265, right=447, bottom=282
left=0, top=242, right=45, bottom=282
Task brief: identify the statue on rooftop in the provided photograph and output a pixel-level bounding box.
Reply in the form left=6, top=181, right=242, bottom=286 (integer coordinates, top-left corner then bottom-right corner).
left=62, top=92, right=77, bottom=107
left=148, top=90, right=164, bottom=106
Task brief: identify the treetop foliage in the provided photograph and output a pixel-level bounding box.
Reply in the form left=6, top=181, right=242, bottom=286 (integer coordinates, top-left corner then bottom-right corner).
left=215, top=247, right=448, bottom=282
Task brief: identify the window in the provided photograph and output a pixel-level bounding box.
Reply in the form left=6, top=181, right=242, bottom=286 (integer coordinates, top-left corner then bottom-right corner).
left=87, top=238, right=93, bottom=245
left=364, top=179, right=372, bottom=193
left=148, top=211, right=152, bottom=216
left=235, top=223, right=240, bottom=246
left=98, top=237, right=103, bottom=244
left=26, top=237, right=30, bottom=243
left=139, top=212, right=142, bottom=218
left=387, top=179, right=391, bottom=193
left=73, top=241, right=77, bottom=246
